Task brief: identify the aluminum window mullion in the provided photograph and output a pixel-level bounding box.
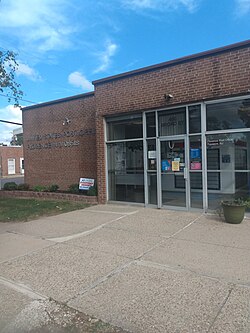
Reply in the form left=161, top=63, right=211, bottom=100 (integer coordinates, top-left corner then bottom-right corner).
left=201, top=102, right=208, bottom=212
left=156, top=111, right=162, bottom=208
left=143, top=112, right=148, bottom=206
left=104, top=118, right=109, bottom=201
left=206, top=128, right=250, bottom=136
left=204, top=94, right=250, bottom=105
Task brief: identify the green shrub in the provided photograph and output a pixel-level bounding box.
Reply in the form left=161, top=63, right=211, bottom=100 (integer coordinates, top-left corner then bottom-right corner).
left=32, top=185, right=48, bottom=192
left=87, top=185, right=97, bottom=196
left=48, top=184, right=59, bottom=192
left=68, top=183, right=80, bottom=194
left=17, top=183, right=30, bottom=191
left=3, top=182, right=18, bottom=191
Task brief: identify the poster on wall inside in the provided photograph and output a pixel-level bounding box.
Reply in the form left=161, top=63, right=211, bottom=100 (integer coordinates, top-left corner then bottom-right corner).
left=172, top=160, right=180, bottom=171
left=162, top=160, right=171, bottom=171
left=190, top=148, right=201, bottom=159
left=148, top=150, right=156, bottom=159
left=190, top=162, right=201, bottom=170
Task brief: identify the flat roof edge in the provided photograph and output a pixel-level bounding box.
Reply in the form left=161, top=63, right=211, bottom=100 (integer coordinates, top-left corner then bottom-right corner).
left=22, top=91, right=95, bottom=111
left=93, top=39, right=250, bottom=85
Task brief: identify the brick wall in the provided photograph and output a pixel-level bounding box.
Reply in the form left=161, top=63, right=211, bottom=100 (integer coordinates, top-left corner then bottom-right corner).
left=21, top=42, right=250, bottom=204
left=0, top=190, right=98, bottom=204
left=94, top=44, right=250, bottom=203
left=22, top=93, right=97, bottom=191
left=0, top=146, right=23, bottom=177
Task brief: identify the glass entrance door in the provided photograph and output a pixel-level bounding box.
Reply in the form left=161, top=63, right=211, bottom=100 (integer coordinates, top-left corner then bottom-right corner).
left=160, top=138, right=187, bottom=209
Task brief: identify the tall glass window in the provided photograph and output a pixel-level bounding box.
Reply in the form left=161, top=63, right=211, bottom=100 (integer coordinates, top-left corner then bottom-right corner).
left=206, top=132, right=250, bottom=209
left=189, top=136, right=203, bottom=208
left=107, top=141, right=144, bottom=203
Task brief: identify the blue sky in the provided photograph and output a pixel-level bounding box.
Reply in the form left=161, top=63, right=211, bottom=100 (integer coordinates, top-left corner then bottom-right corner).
left=0, top=0, right=249, bottom=143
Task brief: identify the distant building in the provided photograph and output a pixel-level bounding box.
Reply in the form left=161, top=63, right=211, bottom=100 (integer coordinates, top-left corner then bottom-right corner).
left=0, top=146, right=24, bottom=178
left=11, top=127, right=23, bottom=146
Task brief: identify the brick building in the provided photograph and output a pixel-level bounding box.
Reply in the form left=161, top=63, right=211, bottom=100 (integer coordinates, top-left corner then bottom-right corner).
left=22, top=40, right=250, bottom=211
left=0, top=146, right=24, bottom=177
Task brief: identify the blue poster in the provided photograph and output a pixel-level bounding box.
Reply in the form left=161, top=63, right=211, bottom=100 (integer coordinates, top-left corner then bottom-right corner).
left=190, top=148, right=201, bottom=159
left=162, top=160, right=171, bottom=171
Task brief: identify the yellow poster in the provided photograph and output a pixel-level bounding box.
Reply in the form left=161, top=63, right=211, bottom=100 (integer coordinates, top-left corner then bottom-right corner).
left=172, top=160, right=180, bottom=172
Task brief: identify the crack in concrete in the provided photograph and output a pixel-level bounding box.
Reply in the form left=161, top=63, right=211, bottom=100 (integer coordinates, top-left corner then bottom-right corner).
left=66, top=260, right=134, bottom=304
left=207, top=287, right=234, bottom=332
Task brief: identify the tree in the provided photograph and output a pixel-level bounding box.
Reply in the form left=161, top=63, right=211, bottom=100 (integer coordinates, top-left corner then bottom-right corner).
left=0, top=50, right=23, bottom=106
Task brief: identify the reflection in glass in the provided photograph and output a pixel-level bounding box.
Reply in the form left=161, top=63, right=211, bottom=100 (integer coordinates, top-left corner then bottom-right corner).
left=107, top=141, right=144, bottom=203
left=148, top=173, right=157, bottom=205
left=107, top=114, right=143, bottom=141
left=206, top=99, right=250, bottom=131
left=159, top=108, right=186, bottom=136
left=189, top=105, right=201, bottom=133
left=146, top=112, right=156, bottom=137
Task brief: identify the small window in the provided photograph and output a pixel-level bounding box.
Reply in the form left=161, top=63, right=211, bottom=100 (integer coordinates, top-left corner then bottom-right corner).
left=107, top=114, right=143, bottom=141
left=146, top=112, right=156, bottom=137
left=189, top=105, right=201, bottom=133
left=159, top=107, right=186, bottom=136
left=206, top=99, right=250, bottom=131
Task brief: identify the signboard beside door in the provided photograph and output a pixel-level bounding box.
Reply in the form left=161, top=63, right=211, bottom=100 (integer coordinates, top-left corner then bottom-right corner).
left=79, top=178, right=95, bottom=190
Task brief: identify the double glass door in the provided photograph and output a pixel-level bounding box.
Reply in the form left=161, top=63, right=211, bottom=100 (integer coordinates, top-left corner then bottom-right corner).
left=159, top=137, right=188, bottom=209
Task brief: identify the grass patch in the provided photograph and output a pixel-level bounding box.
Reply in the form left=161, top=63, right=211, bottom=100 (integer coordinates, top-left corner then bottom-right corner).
left=0, top=198, right=89, bottom=222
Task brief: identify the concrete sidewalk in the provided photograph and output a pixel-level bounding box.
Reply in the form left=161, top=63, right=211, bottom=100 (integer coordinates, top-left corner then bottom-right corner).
left=0, top=205, right=250, bottom=332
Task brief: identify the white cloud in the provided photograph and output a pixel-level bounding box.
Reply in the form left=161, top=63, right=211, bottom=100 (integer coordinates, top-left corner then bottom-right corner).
left=0, top=0, right=74, bottom=53
left=0, top=105, right=22, bottom=143
left=68, top=72, right=93, bottom=91
left=16, top=62, right=41, bottom=81
left=122, top=0, right=200, bottom=13
left=235, top=0, right=250, bottom=15
left=94, top=41, right=118, bottom=73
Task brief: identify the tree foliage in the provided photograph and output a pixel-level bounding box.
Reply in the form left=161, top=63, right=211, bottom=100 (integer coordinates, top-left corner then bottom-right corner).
left=0, top=50, right=23, bottom=106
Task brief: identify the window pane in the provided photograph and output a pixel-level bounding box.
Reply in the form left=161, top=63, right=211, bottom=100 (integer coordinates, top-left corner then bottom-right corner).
left=206, top=99, right=250, bottom=131
left=107, top=115, right=143, bottom=140
left=208, top=172, right=250, bottom=210
left=189, top=105, right=201, bottom=133
left=148, top=173, right=157, bottom=205
left=190, top=136, right=202, bottom=170
left=206, top=132, right=250, bottom=210
left=146, top=112, right=156, bottom=137
left=107, top=141, right=144, bottom=203
left=159, top=107, right=186, bottom=136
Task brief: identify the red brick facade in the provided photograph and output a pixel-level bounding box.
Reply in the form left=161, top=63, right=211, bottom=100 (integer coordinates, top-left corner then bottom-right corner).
left=22, top=40, right=250, bottom=203
left=23, top=93, right=96, bottom=190
left=0, top=146, right=23, bottom=177
left=94, top=41, right=250, bottom=203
